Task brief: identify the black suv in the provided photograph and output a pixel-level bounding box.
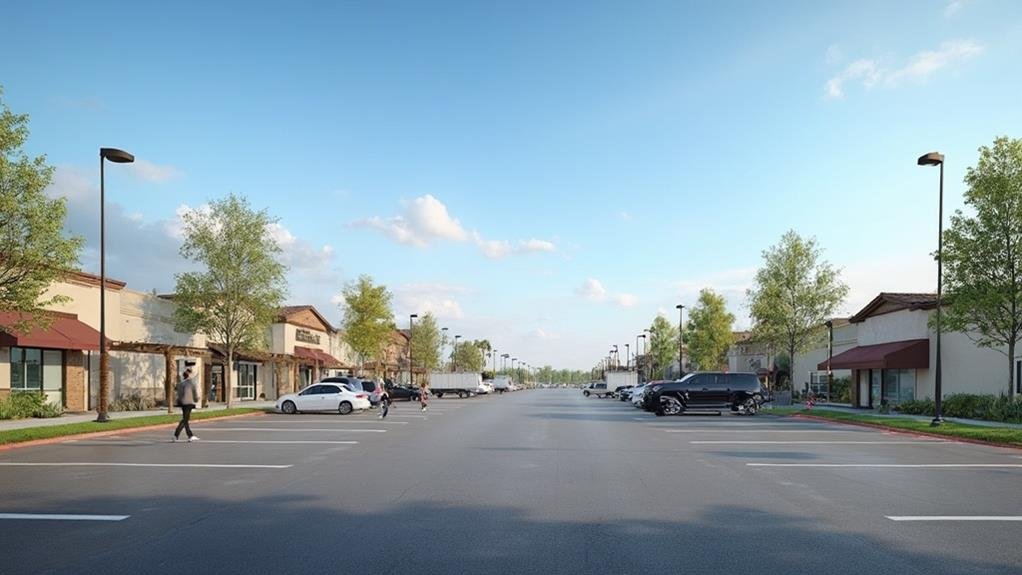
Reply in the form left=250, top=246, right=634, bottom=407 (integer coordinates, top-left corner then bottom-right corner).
left=648, top=372, right=764, bottom=416
left=385, top=383, right=421, bottom=401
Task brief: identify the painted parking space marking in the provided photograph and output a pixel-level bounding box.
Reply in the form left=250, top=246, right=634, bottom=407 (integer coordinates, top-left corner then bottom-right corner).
left=0, top=513, right=129, bottom=521
left=747, top=463, right=1022, bottom=468
left=178, top=440, right=359, bottom=445
left=887, top=516, right=1022, bottom=522
left=691, top=440, right=946, bottom=445
left=663, top=429, right=863, bottom=433
left=192, top=427, right=386, bottom=433
left=237, top=419, right=409, bottom=425
left=0, top=462, right=292, bottom=469
left=64, top=438, right=359, bottom=446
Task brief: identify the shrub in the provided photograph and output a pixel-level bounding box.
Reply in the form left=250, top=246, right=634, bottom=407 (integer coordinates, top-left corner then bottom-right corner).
left=0, top=392, right=63, bottom=420
left=895, top=398, right=935, bottom=415
left=109, top=393, right=157, bottom=412
left=896, top=394, right=1022, bottom=424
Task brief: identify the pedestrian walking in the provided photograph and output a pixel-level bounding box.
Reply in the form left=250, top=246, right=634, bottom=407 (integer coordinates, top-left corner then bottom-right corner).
left=375, top=383, right=391, bottom=419
left=173, top=364, right=200, bottom=442
left=419, top=385, right=429, bottom=412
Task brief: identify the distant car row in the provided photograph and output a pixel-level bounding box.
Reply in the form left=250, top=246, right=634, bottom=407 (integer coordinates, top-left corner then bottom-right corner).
left=583, top=372, right=767, bottom=416
left=274, top=373, right=521, bottom=415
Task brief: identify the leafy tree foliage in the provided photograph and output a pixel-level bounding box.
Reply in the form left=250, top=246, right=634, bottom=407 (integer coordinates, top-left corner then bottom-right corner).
left=647, top=315, right=679, bottom=379
left=339, top=275, right=394, bottom=373
left=747, top=231, right=847, bottom=389
left=686, top=289, right=735, bottom=370
left=942, top=136, right=1022, bottom=398
left=0, top=87, right=82, bottom=327
left=410, top=312, right=442, bottom=373
left=173, top=194, right=288, bottom=407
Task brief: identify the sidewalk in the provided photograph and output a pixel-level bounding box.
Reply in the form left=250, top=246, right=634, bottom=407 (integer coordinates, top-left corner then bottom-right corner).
left=808, top=403, right=1022, bottom=430
left=0, top=401, right=275, bottom=432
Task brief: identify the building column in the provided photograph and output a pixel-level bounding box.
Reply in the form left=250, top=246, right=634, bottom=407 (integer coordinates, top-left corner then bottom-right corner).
left=164, top=350, right=175, bottom=413
left=64, top=351, right=87, bottom=412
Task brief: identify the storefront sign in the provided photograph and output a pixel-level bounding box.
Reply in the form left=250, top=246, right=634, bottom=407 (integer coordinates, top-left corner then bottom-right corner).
left=295, top=328, right=321, bottom=345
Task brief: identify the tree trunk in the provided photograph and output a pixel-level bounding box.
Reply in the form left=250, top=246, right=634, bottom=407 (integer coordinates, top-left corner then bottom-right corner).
left=1009, top=341, right=1016, bottom=400
left=226, top=349, right=234, bottom=409
left=164, top=350, right=174, bottom=414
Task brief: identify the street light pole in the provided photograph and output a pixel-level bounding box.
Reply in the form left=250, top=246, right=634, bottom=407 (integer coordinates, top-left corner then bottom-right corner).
left=96, top=147, right=134, bottom=423
left=492, top=348, right=497, bottom=376
left=625, top=343, right=630, bottom=369
left=918, top=151, right=946, bottom=426
left=441, top=327, right=448, bottom=371
left=453, top=335, right=462, bottom=373
left=408, top=314, right=418, bottom=386
left=676, top=304, right=686, bottom=378
left=637, top=334, right=647, bottom=381
left=825, top=319, right=834, bottom=404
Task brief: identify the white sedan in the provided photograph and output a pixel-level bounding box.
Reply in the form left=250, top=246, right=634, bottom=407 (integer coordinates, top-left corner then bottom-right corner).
left=631, top=384, right=648, bottom=407
left=276, top=383, right=370, bottom=415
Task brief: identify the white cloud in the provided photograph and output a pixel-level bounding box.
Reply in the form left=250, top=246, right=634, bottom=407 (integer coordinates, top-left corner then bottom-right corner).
left=576, top=278, right=608, bottom=302
left=354, top=194, right=556, bottom=258
left=825, top=44, right=843, bottom=65
left=393, top=283, right=469, bottom=320
left=575, top=278, right=637, bottom=308
left=532, top=328, right=560, bottom=340
left=824, top=39, right=983, bottom=99
left=352, top=194, right=467, bottom=247
left=619, top=211, right=632, bottom=221
left=944, top=0, right=965, bottom=17
left=129, top=159, right=182, bottom=183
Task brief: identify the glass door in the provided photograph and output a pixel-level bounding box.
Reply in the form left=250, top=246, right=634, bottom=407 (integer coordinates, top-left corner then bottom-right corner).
left=236, top=363, right=256, bottom=400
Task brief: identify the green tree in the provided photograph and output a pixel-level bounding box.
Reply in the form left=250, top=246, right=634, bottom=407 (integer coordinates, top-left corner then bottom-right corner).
left=173, top=194, right=288, bottom=408
left=686, top=289, right=736, bottom=370
left=941, top=136, right=1022, bottom=398
left=0, top=87, right=83, bottom=327
left=339, top=275, right=394, bottom=375
left=451, top=339, right=485, bottom=372
left=747, top=230, right=848, bottom=389
left=410, top=312, right=442, bottom=373
left=647, top=315, right=679, bottom=379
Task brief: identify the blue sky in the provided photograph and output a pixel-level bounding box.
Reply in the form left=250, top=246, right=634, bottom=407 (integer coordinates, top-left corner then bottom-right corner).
left=3, top=1, right=1020, bottom=369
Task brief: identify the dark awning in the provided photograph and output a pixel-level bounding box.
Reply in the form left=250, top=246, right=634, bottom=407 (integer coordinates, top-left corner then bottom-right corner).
left=0, top=312, right=102, bottom=351
left=294, top=346, right=345, bottom=368
left=818, top=339, right=929, bottom=370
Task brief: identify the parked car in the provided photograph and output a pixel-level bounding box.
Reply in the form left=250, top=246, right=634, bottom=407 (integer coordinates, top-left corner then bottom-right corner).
left=616, top=385, right=635, bottom=401
left=648, top=372, right=764, bottom=416
left=630, top=384, right=649, bottom=407
left=582, top=381, right=613, bottom=398
left=276, top=383, right=370, bottom=415
left=323, top=376, right=384, bottom=405
left=384, top=384, right=421, bottom=401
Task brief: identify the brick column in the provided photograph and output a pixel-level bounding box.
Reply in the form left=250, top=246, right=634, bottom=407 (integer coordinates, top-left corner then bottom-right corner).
left=64, top=351, right=87, bottom=412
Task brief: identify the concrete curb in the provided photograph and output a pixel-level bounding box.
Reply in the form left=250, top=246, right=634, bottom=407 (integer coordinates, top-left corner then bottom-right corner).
left=0, top=411, right=268, bottom=452
left=790, top=413, right=1022, bottom=451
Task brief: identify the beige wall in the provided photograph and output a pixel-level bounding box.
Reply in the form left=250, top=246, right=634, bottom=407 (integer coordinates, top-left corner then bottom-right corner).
left=0, top=347, right=9, bottom=393
left=727, top=341, right=770, bottom=373
left=42, top=278, right=121, bottom=338
left=792, top=323, right=857, bottom=391
left=119, top=290, right=206, bottom=348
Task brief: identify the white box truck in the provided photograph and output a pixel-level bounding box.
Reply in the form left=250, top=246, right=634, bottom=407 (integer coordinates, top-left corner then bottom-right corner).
left=429, top=372, right=483, bottom=398
left=492, top=375, right=515, bottom=393
left=606, top=371, right=639, bottom=396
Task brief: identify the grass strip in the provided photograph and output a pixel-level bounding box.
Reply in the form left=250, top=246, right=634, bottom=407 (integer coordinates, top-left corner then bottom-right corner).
left=763, top=407, right=1022, bottom=447
left=0, top=408, right=264, bottom=445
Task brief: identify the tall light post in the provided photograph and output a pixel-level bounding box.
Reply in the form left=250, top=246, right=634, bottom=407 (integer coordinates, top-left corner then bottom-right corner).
left=492, top=348, right=498, bottom=375
left=824, top=319, right=834, bottom=403
left=408, top=314, right=418, bottom=386
left=637, top=334, right=647, bottom=381
left=625, top=343, right=630, bottom=369
left=511, top=358, right=518, bottom=383
left=453, top=335, right=462, bottom=373
left=676, top=304, right=686, bottom=377
left=612, top=345, right=619, bottom=369
left=96, top=147, right=135, bottom=423
left=918, top=151, right=946, bottom=426
left=441, top=327, right=449, bottom=370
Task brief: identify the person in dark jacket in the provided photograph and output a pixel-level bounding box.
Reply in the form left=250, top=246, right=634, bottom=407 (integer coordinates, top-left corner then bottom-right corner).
left=173, top=367, right=200, bottom=442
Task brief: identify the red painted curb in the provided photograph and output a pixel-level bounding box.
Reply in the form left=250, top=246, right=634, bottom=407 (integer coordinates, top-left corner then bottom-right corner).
left=0, top=411, right=267, bottom=452
left=790, top=413, right=1022, bottom=451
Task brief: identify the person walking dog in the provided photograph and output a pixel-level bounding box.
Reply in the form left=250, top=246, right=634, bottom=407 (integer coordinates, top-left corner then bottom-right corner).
left=174, top=364, right=200, bottom=442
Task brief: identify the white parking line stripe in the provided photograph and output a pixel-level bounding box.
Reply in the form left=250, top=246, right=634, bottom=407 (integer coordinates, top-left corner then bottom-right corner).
left=664, top=429, right=861, bottom=433
left=181, top=440, right=358, bottom=445
left=686, top=443, right=940, bottom=447
left=241, top=420, right=409, bottom=424
left=0, top=463, right=292, bottom=469
left=747, top=463, right=1022, bottom=468
left=0, top=513, right=129, bottom=521
left=193, top=428, right=385, bottom=433
left=887, top=516, right=1022, bottom=522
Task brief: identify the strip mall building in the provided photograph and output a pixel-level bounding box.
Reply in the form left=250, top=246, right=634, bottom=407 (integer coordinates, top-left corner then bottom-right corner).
left=0, top=272, right=394, bottom=411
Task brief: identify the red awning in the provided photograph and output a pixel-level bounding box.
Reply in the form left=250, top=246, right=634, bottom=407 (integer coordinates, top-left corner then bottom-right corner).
left=0, top=312, right=102, bottom=351
left=818, top=339, right=929, bottom=370
left=293, top=346, right=344, bottom=368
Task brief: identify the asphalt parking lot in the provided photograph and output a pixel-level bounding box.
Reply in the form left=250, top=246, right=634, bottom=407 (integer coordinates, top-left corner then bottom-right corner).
left=1, top=389, right=1020, bottom=574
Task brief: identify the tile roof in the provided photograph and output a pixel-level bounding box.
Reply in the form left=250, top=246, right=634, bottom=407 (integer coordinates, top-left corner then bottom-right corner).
left=850, top=292, right=939, bottom=324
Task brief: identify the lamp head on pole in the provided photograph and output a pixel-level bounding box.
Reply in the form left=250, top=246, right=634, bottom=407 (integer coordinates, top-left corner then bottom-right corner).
left=100, top=148, right=135, bottom=163
left=410, top=314, right=418, bottom=319
left=917, top=152, right=944, bottom=166
left=676, top=304, right=684, bottom=310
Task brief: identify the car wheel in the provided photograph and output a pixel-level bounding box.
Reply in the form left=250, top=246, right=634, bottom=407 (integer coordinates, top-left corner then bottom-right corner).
left=742, top=397, right=759, bottom=416
left=338, top=401, right=353, bottom=415
left=281, top=400, right=297, bottom=415
left=660, top=396, right=683, bottom=416
left=583, top=391, right=590, bottom=397
left=458, top=391, right=468, bottom=399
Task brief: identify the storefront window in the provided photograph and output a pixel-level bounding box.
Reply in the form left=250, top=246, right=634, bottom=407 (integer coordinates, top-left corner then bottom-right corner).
left=236, top=363, right=257, bottom=400
left=882, top=369, right=916, bottom=405
left=8, top=347, right=62, bottom=393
